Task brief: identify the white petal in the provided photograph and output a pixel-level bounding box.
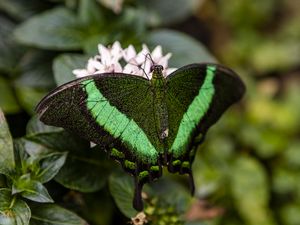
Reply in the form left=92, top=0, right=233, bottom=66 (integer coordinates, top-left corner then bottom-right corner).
left=165, top=68, right=177, bottom=76
left=151, top=45, right=163, bottom=62
left=111, top=41, right=123, bottom=61
left=73, top=69, right=89, bottom=78
left=112, top=62, right=123, bottom=72
left=123, top=63, right=141, bottom=75
left=135, top=44, right=150, bottom=65
left=98, top=44, right=111, bottom=65
left=157, top=53, right=172, bottom=69
left=123, top=45, right=137, bottom=62
left=143, top=59, right=152, bottom=74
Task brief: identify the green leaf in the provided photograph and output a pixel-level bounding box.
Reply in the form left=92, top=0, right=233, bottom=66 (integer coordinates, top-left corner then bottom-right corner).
left=53, top=54, right=89, bottom=86
left=0, top=16, right=24, bottom=74
left=26, top=131, right=113, bottom=192
left=140, top=0, right=201, bottom=25
left=34, top=152, right=67, bottom=183
left=230, top=156, right=276, bottom=225
left=14, top=7, right=84, bottom=50
left=16, top=51, right=56, bottom=89
left=148, top=177, right=191, bottom=213
left=0, top=108, right=15, bottom=174
left=12, top=174, right=53, bottom=203
left=0, top=0, right=52, bottom=21
left=29, top=203, right=87, bottom=225
left=109, top=172, right=138, bottom=218
left=26, top=116, right=63, bottom=136
left=146, top=29, right=216, bottom=68
left=0, top=188, right=31, bottom=225
left=14, top=85, right=48, bottom=115
left=0, top=76, right=21, bottom=114
left=78, top=0, right=104, bottom=25
left=280, top=204, right=300, bottom=225
left=13, top=139, right=30, bottom=176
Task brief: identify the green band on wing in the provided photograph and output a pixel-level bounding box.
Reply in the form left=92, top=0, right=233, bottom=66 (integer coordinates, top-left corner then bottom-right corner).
left=170, top=65, right=216, bottom=157
left=82, top=80, right=158, bottom=164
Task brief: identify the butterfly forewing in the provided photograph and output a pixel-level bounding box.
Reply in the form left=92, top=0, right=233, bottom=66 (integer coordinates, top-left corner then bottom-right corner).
left=36, top=73, right=163, bottom=164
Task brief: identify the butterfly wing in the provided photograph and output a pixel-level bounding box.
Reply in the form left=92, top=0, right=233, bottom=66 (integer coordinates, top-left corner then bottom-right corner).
left=166, top=63, right=245, bottom=186
left=36, top=73, right=163, bottom=210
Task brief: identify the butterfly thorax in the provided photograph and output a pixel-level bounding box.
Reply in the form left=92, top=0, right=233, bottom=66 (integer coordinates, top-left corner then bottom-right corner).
left=150, top=65, right=169, bottom=153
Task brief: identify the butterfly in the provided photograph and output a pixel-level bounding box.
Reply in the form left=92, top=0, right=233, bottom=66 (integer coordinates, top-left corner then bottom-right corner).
left=36, top=62, right=245, bottom=211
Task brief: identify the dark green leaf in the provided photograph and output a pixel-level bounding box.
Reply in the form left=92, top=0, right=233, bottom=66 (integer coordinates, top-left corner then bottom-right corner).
left=140, top=0, right=202, bottom=25
left=53, top=54, right=89, bottom=86
left=148, top=177, right=191, bottom=213
left=0, top=77, right=21, bottom=114
left=29, top=203, right=87, bottom=225
left=16, top=51, right=56, bottom=89
left=34, top=152, right=67, bottom=183
left=81, top=192, right=113, bottom=225
left=0, top=188, right=31, bottom=225
left=280, top=204, right=300, bottom=225
left=13, top=139, right=30, bottom=176
left=12, top=174, right=53, bottom=203
left=0, top=108, right=15, bottom=174
left=146, top=29, right=216, bottom=68
left=26, top=115, right=63, bottom=136
left=109, top=172, right=138, bottom=218
left=14, top=7, right=84, bottom=50
left=78, top=0, right=104, bottom=25
left=0, top=0, right=52, bottom=21
left=14, top=85, right=48, bottom=115
left=26, top=131, right=113, bottom=192
left=0, top=16, right=24, bottom=74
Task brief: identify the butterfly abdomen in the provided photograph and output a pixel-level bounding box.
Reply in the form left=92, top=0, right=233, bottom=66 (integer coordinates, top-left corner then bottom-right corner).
left=151, top=68, right=169, bottom=157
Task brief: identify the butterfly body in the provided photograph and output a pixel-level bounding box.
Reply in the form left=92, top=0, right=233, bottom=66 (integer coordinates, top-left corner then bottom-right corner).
left=36, top=63, right=245, bottom=211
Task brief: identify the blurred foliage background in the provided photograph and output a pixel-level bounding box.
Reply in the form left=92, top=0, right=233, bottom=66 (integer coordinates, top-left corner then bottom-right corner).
left=0, top=0, right=300, bottom=224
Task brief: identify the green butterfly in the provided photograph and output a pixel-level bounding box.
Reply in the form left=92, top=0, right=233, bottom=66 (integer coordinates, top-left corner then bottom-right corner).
left=36, top=63, right=245, bottom=210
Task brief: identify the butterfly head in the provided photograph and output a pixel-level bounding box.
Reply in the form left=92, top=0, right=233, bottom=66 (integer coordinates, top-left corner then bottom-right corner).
left=150, top=65, right=164, bottom=81
left=150, top=64, right=164, bottom=73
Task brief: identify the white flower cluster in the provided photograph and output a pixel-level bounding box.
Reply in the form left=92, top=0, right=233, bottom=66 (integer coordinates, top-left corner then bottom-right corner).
left=72, top=41, right=177, bottom=79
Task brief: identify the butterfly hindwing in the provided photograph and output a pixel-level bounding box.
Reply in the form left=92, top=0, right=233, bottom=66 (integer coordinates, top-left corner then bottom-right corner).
left=166, top=64, right=245, bottom=175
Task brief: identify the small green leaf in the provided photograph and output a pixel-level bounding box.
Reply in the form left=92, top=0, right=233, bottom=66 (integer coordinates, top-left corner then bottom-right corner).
left=34, top=152, right=67, bottom=183
left=14, top=7, right=84, bottom=50
left=29, top=203, right=87, bottom=225
left=0, top=108, right=15, bottom=174
left=12, top=174, right=53, bottom=203
left=230, top=156, right=276, bottom=225
left=109, top=171, right=138, bottom=218
left=53, top=54, right=89, bottom=86
left=0, top=188, right=31, bottom=225
left=146, top=29, right=216, bottom=68
left=0, top=76, right=21, bottom=114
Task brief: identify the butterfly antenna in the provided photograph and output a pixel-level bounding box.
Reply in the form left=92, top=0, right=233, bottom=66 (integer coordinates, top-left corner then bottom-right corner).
left=145, top=53, right=155, bottom=65
left=127, top=60, right=150, bottom=80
